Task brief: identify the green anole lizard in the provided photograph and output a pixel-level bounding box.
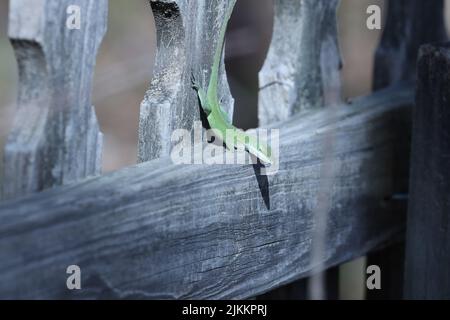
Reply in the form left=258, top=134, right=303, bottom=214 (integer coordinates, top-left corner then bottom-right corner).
left=192, top=0, right=273, bottom=165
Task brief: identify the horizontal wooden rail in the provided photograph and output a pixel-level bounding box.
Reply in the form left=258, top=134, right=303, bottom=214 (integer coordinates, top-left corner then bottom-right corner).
left=0, top=85, right=413, bottom=299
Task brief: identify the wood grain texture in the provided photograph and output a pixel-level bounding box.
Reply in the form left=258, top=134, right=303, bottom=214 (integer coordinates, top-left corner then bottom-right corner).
left=258, top=0, right=342, bottom=126
left=0, top=85, right=412, bottom=299
left=138, top=0, right=234, bottom=161
left=2, top=0, right=107, bottom=200
left=373, top=0, right=447, bottom=90
left=404, top=44, right=450, bottom=299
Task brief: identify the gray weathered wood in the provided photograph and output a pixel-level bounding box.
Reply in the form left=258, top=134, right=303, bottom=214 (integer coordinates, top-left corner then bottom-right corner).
left=138, top=0, right=234, bottom=161
left=2, top=0, right=107, bottom=200
left=404, top=44, right=450, bottom=299
left=258, top=0, right=342, bottom=126
left=368, top=0, right=447, bottom=299
left=373, top=0, right=447, bottom=90
left=0, top=85, right=413, bottom=299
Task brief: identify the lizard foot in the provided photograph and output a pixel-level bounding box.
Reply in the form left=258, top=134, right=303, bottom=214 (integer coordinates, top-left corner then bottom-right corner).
left=191, top=72, right=200, bottom=91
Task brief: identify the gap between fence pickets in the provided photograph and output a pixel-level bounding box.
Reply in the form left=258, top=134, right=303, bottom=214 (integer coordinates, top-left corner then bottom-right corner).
left=0, top=84, right=413, bottom=299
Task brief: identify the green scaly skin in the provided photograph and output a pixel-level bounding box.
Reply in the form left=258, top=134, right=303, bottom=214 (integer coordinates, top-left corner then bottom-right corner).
left=192, top=0, right=273, bottom=165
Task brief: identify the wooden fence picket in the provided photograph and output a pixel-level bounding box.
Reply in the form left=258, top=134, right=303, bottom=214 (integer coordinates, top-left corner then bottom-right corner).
left=2, top=0, right=107, bottom=200
left=405, top=43, right=450, bottom=299
left=373, top=0, right=447, bottom=90
left=258, top=0, right=342, bottom=127
left=138, top=0, right=235, bottom=162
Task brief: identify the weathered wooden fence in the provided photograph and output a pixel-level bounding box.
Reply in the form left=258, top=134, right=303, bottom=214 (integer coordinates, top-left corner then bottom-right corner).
left=0, top=0, right=448, bottom=299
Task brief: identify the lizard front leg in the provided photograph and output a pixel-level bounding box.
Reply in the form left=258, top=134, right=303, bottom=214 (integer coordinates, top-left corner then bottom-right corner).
left=191, top=73, right=210, bottom=114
